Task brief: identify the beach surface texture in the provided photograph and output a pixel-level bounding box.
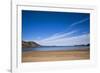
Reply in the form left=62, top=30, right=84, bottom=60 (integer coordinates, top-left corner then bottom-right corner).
left=22, top=48, right=90, bottom=62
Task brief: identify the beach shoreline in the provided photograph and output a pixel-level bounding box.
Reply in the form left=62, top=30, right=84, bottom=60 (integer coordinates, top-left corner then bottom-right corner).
left=22, top=48, right=90, bottom=62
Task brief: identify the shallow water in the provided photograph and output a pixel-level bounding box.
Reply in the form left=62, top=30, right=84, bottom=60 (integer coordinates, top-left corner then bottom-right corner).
left=22, top=46, right=89, bottom=52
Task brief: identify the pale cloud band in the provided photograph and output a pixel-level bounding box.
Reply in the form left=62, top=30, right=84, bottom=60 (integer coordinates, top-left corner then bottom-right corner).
left=34, top=18, right=90, bottom=46
left=70, top=18, right=89, bottom=27
left=39, top=30, right=78, bottom=42
left=36, top=33, right=89, bottom=46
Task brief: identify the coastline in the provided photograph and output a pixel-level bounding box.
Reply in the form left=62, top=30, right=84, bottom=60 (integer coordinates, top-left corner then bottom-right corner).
left=22, top=48, right=90, bottom=62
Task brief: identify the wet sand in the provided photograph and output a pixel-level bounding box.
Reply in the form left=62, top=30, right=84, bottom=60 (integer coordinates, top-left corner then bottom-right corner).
left=22, top=48, right=90, bottom=62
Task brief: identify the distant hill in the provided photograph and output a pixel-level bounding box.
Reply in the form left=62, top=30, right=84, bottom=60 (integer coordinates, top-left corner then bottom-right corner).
left=74, top=44, right=90, bottom=46
left=22, top=41, right=40, bottom=48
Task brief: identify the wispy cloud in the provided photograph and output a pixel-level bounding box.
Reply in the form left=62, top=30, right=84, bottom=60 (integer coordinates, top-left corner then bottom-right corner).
left=70, top=18, right=89, bottom=27
left=34, top=18, right=90, bottom=46
left=37, top=33, right=89, bottom=46
left=39, top=30, right=78, bottom=43
left=61, top=18, right=89, bottom=32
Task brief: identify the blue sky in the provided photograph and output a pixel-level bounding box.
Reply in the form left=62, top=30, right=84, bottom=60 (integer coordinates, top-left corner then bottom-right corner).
left=22, top=10, right=90, bottom=46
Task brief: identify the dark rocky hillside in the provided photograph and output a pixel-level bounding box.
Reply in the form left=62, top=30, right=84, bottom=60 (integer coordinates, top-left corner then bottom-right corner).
left=22, top=41, right=40, bottom=48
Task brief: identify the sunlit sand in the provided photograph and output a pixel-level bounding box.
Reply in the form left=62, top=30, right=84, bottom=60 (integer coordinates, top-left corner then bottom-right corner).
left=22, top=48, right=89, bottom=62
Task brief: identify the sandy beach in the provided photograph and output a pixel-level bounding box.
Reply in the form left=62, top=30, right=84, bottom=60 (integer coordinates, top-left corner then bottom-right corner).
left=22, top=48, right=90, bottom=62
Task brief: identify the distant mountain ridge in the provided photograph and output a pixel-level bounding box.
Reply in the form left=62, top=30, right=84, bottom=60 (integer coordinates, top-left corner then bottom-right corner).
left=74, top=44, right=90, bottom=46
left=22, top=41, right=40, bottom=48
left=22, top=40, right=90, bottom=48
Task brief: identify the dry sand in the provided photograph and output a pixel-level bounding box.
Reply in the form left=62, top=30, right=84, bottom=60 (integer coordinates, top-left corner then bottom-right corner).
left=22, top=48, right=90, bottom=62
